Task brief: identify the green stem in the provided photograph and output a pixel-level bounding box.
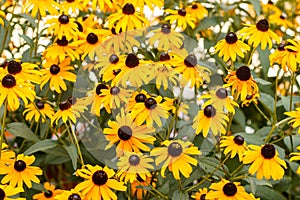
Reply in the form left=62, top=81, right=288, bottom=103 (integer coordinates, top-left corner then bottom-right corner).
left=247, top=47, right=256, bottom=66
left=273, top=70, right=280, bottom=123
left=289, top=72, right=295, bottom=111
left=68, top=120, right=84, bottom=166
left=253, top=103, right=272, bottom=124
left=265, top=125, right=276, bottom=143
left=34, top=13, right=40, bottom=57
left=0, top=100, right=7, bottom=159
left=230, top=163, right=244, bottom=177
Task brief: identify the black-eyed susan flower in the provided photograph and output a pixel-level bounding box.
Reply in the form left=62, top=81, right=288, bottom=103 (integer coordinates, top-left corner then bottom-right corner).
left=175, top=54, right=210, bottom=88
left=131, top=175, right=155, bottom=200
left=0, top=74, right=36, bottom=111
left=285, top=108, right=300, bottom=133
left=224, top=66, right=259, bottom=101
left=106, top=3, right=149, bottom=34
left=0, top=11, right=5, bottom=26
left=75, top=165, right=126, bottom=200
left=126, top=90, right=150, bottom=112
left=269, top=43, right=287, bottom=69
left=130, top=96, right=170, bottom=127
left=46, top=14, right=79, bottom=41
left=0, top=184, right=24, bottom=200
left=243, top=144, right=287, bottom=180
left=61, top=0, right=83, bottom=13
left=133, top=0, right=163, bottom=11
left=116, top=152, right=154, bottom=183
left=103, top=111, right=156, bottom=157
left=43, top=36, right=80, bottom=62
left=165, top=98, right=190, bottom=117
left=186, top=2, right=208, bottom=21
left=214, top=32, right=250, bottom=62
left=239, top=19, right=280, bottom=50
left=152, top=61, right=178, bottom=90
left=76, top=15, right=98, bottom=36
left=191, top=188, right=211, bottom=200
left=290, top=146, right=300, bottom=174
left=281, top=39, right=300, bottom=72
left=54, top=188, right=84, bottom=200
left=156, top=52, right=182, bottom=68
left=220, top=135, right=247, bottom=161
left=241, top=92, right=260, bottom=107
left=40, top=58, right=76, bottom=93
left=23, top=101, right=54, bottom=122
left=165, top=8, right=197, bottom=31
left=0, top=154, right=42, bottom=188
left=193, top=105, right=229, bottom=137
left=262, top=0, right=281, bottom=14
left=148, top=24, right=184, bottom=51
left=86, top=83, right=110, bottom=116
left=24, top=0, right=59, bottom=17
left=33, top=182, right=63, bottom=200
left=269, top=13, right=293, bottom=28
left=100, top=54, right=125, bottom=85
left=0, top=144, right=15, bottom=168
left=201, top=88, right=239, bottom=114
left=205, top=179, right=256, bottom=200
left=151, top=139, right=200, bottom=180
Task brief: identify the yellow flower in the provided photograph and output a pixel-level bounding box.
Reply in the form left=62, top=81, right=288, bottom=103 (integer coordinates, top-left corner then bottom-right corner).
left=186, top=2, right=208, bottom=20
left=0, top=144, right=15, bottom=168
left=191, top=188, right=213, bottom=200
left=285, top=108, right=300, bottom=133
left=220, top=135, right=247, bottom=161
left=262, top=0, right=281, bottom=15
left=24, top=0, right=59, bottom=17
left=152, top=60, right=178, bottom=90
left=116, top=152, right=154, bottom=183
left=23, top=101, right=54, bottom=122
left=239, top=19, right=280, bottom=50
left=193, top=105, right=229, bottom=137
left=99, top=54, right=125, bottom=85
left=205, top=179, right=256, bottom=200
left=61, top=0, right=83, bottom=13
left=131, top=0, right=163, bottom=11
left=243, top=144, right=287, bottom=180
left=151, top=139, right=200, bottom=180
left=0, top=10, right=6, bottom=26
left=54, top=188, right=84, bottom=200
left=0, top=154, right=43, bottom=188
left=103, top=110, right=156, bottom=157
left=281, top=39, right=300, bottom=72
left=241, top=92, right=260, bottom=107
left=82, top=0, right=113, bottom=11
left=33, top=182, right=63, bottom=200
left=214, top=32, right=250, bottom=62
left=85, top=83, right=110, bottom=116
left=131, top=176, right=155, bottom=200
left=269, top=13, right=293, bottom=28
left=75, top=165, right=126, bottom=200
left=269, top=43, right=287, bottom=69
left=165, top=8, right=197, bottom=31
left=125, top=90, right=150, bottom=112
left=290, top=146, right=300, bottom=174
left=0, top=184, right=25, bottom=200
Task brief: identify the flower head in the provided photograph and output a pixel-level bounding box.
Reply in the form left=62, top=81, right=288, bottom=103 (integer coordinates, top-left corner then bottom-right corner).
left=23, top=101, right=54, bottom=122
left=165, top=8, right=196, bottom=31
left=285, top=108, right=300, bottom=133
left=220, top=135, right=247, bottom=161
left=33, top=182, right=63, bottom=200
left=290, top=146, right=300, bottom=174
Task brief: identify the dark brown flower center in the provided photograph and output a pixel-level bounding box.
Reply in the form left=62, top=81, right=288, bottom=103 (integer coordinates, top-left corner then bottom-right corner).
left=92, top=170, right=108, bottom=185
left=225, top=32, right=238, bottom=44
left=86, top=33, right=98, bottom=44
left=256, top=19, right=269, bottom=32
left=161, top=24, right=171, bottom=34
left=261, top=144, right=275, bottom=159
left=110, top=86, right=120, bottom=95
left=236, top=66, right=251, bottom=81
left=178, top=8, right=186, bottom=16
left=59, top=14, right=69, bottom=24
left=135, top=93, right=146, bottom=103
left=192, top=4, right=198, bottom=9
left=203, top=105, right=216, bottom=118
left=233, top=135, right=244, bottom=145
left=168, top=142, right=183, bottom=157
left=14, top=160, right=26, bottom=172
left=216, top=88, right=228, bottom=99
left=0, top=189, right=5, bottom=200
left=36, top=101, right=45, bottom=109
left=159, top=52, right=171, bottom=61
left=75, top=22, right=83, bottom=32
left=200, top=194, right=206, bottom=200
left=280, top=15, right=285, bottom=20
left=184, top=54, right=197, bottom=67
left=122, top=3, right=135, bottom=15
left=2, top=74, right=16, bottom=88
left=223, top=183, right=237, bottom=196
left=68, top=96, right=77, bottom=105
left=67, top=0, right=75, bottom=3
left=57, top=36, right=69, bottom=46
left=129, top=155, right=140, bottom=166
left=268, top=0, right=273, bottom=4
left=118, top=125, right=132, bottom=141
left=50, top=64, right=60, bottom=75
left=277, top=43, right=285, bottom=51
left=59, top=101, right=71, bottom=111
left=44, top=190, right=53, bottom=198
left=68, top=193, right=81, bottom=200
left=145, top=98, right=157, bottom=110
left=7, top=60, right=22, bottom=74
left=125, top=54, right=139, bottom=68
left=109, top=54, right=119, bottom=64
left=96, top=84, right=108, bottom=95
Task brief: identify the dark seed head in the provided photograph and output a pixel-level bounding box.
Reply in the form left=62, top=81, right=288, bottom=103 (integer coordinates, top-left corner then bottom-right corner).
left=277, top=43, right=286, bottom=51
left=184, top=54, right=197, bottom=67
left=68, top=96, right=77, bottom=105
left=125, top=54, right=139, bottom=68
left=57, top=36, right=69, bottom=46
left=261, top=144, right=275, bottom=159
left=168, top=142, right=183, bottom=157
left=129, top=155, right=140, bottom=166
left=50, top=64, right=60, bottom=75
left=280, top=15, right=285, bottom=20
left=223, top=183, right=237, bottom=196
left=178, top=8, right=186, bottom=16
left=256, top=19, right=269, bottom=32
left=161, top=24, right=171, bottom=34
left=118, top=125, right=132, bottom=141
left=225, top=32, right=238, bottom=44
left=59, top=101, right=71, bottom=111
left=122, top=3, right=135, bottom=15
left=0, top=189, right=5, bottom=200
left=159, top=52, right=171, bottom=61
left=96, top=84, right=108, bottom=95
left=192, top=4, right=198, bottom=9
left=68, top=193, right=81, bottom=200
left=59, top=14, right=69, bottom=24
left=67, top=0, right=75, bottom=3
left=36, top=101, right=45, bottom=109
left=7, top=60, right=22, bottom=74
left=44, top=190, right=53, bottom=198
left=110, top=86, right=120, bottom=95
left=233, top=135, right=244, bottom=145
left=14, top=160, right=26, bottom=172
left=75, top=22, right=83, bottom=32
left=236, top=66, right=251, bottom=81
left=86, top=33, right=98, bottom=44
left=216, top=88, right=228, bottom=99
left=92, top=170, right=108, bottom=186
left=113, top=69, right=121, bottom=76
left=135, top=93, right=147, bottom=103
left=2, top=74, right=16, bottom=88
left=203, top=105, right=216, bottom=118
left=109, top=54, right=119, bottom=64
left=145, top=98, right=157, bottom=110
left=268, top=0, right=273, bottom=4
left=200, top=194, right=206, bottom=200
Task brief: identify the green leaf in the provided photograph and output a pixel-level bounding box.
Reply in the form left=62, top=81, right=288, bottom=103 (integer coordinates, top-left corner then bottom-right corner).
left=247, top=0, right=261, bottom=17
left=257, top=48, right=270, bottom=78
left=6, top=122, right=40, bottom=142
left=24, top=139, right=58, bottom=155
left=281, top=96, right=300, bottom=111
left=18, top=13, right=37, bottom=27
left=19, top=34, right=34, bottom=48
left=63, top=144, right=78, bottom=170
left=194, top=16, right=223, bottom=32
left=237, top=132, right=264, bottom=145
left=255, top=78, right=272, bottom=85
left=198, top=156, right=227, bottom=177
left=259, top=93, right=274, bottom=113
left=250, top=185, right=286, bottom=200
left=172, top=190, right=189, bottom=200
